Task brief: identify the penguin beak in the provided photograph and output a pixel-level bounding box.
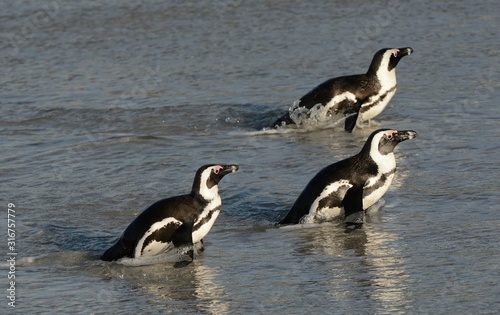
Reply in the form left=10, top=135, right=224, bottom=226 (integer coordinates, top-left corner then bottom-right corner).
left=220, top=165, right=239, bottom=176
left=397, top=47, right=413, bottom=57
left=394, top=130, right=417, bottom=142
left=388, top=47, right=413, bottom=69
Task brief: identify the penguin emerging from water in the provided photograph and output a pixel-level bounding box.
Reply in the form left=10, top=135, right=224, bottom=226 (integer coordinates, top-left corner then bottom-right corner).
left=277, top=129, right=417, bottom=229
left=272, top=47, right=413, bottom=131
left=100, top=164, right=239, bottom=265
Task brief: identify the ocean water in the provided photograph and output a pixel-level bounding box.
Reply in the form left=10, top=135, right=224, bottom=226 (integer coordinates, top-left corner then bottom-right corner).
left=1, top=0, right=499, bottom=314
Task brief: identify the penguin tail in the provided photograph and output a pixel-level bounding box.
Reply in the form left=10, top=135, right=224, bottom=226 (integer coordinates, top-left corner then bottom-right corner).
left=272, top=114, right=294, bottom=128
left=100, top=240, right=129, bottom=261
left=276, top=213, right=297, bottom=225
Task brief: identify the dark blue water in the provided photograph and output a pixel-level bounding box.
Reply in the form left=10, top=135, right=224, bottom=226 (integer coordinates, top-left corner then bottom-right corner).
left=1, top=0, right=499, bottom=314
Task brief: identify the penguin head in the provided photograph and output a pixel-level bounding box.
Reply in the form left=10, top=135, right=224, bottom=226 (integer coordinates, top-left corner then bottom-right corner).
left=364, top=129, right=418, bottom=156
left=369, top=47, right=413, bottom=74
left=193, top=164, right=239, bottom=199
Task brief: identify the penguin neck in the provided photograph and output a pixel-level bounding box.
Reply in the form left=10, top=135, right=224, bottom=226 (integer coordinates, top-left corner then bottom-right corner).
left=192, top=167, right=221, bottom=202
left=367, top=59, right=397, bottom=89
left=366, top=56, right=384, bottom=77
left=193, top=184, right=220, bottom=202
left=376, top=67, right=397, bottom=90
left=359, top=140, right=396, bottom=174
left=370, top=147, right=396, bottom=174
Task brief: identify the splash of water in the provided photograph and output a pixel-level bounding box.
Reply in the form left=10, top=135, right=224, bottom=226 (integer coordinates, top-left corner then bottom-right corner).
left=289, top=100, right=356, bottom=129
left=117, top=251, right=192, bottom=267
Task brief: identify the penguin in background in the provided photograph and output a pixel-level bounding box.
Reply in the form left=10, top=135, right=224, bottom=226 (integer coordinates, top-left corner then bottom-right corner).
left=100, top=164, right=239, bottom=266
left=277, top=129, right=417, bottom=229
left=272, top=47, right=414, bottom=131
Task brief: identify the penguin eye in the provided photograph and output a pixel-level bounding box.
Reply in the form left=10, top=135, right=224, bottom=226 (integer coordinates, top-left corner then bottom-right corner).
left=386, top=130, right=397, bottom=140
left=213, top=165, right=223, bottom=175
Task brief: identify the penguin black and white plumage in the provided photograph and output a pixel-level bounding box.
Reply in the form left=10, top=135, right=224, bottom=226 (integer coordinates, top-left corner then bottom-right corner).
left=100, top=164, right=239, bottom=265
left=272, top=47, right=414, bottom=132
left=277, top=129, right=417, bottom=228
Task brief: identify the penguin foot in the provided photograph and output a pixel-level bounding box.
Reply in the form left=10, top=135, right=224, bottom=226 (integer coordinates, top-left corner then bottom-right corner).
left=344, top=223, right=363, bottom=233
left=356, top=119, right=377, bottom=129
left=173, top=259, right=193, bottom=268
left=194, top=240, right=204, bottom=253
left=174, top=248, right=194, bottom=268
left=368, top=119, right=381, bottom=127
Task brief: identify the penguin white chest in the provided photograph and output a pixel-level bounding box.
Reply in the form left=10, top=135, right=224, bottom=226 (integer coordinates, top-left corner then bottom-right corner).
left=359, top=70, right=397, bottom=122
left=363, top=172, right=395, bottom=209
left=363, top=150, right=397, bottom=209
left=360, top=87, right=397, bottom=121
left=192, top=196, right=222, bottom=243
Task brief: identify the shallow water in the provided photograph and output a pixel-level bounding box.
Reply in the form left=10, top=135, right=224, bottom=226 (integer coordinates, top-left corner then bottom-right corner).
left=1, top=0, right=499, bottom=314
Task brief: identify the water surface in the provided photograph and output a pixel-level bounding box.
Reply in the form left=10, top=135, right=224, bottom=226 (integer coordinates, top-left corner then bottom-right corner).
left=1, top=0, right=499, bottom=314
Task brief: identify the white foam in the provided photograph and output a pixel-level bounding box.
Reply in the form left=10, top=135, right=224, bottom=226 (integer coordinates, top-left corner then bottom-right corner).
left=229, top=126, right=309, bottom=137
left=117, top=250, right=192, bottom=267
left=365, top=199, right=386, bottom=213
left=228, top=114, right=355, bottom=139
left=287, top=100, right=354, bottom=130
left=0, top=255, right=40, bottom=268
left=277, top=221, right=337, bottom=230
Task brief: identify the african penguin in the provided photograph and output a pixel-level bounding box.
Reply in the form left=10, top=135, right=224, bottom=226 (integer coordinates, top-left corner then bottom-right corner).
left=277, top=129, right=417, bottom=229
left=272, top=47, right=413, bottom=131
left=100, top=164, right=239, bottom=265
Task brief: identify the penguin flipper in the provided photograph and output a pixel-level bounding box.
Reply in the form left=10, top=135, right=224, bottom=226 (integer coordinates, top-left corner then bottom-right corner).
left=344, top=114, right=358, bottom=132
left=172, top=223, right=194, bottom=268
left=343, top=100, right=363, bottom=132
left=342, top=186, right=364, bottom=228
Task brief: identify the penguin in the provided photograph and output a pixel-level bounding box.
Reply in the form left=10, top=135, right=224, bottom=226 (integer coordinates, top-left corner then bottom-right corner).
left=272, top=47, right=413, bottom=132
left=100, top=164, right=239, bottom=265
left=277, top=129, right=417, bottom=228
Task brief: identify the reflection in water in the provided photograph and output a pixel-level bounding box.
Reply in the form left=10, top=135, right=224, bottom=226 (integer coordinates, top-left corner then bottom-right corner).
left=106, top=262, right=230, bottom=314
left=364, top=227, right=413, bottom=313
left=194, top=265, right=230, bottom=315
left=293, top=222, right=413, bottom=313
